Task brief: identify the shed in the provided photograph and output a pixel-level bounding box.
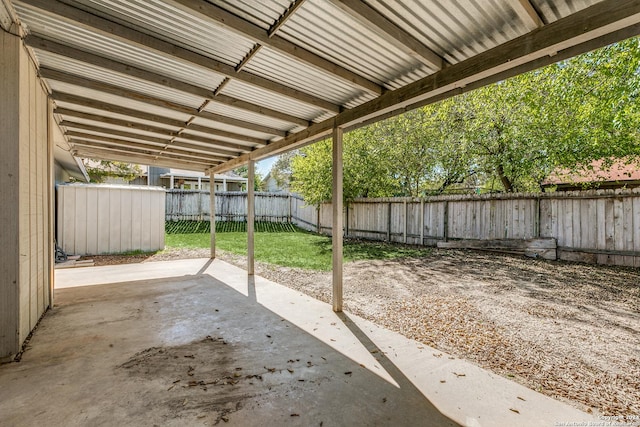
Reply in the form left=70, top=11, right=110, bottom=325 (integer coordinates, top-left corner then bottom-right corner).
left=56, top=184, right=165, bottom=256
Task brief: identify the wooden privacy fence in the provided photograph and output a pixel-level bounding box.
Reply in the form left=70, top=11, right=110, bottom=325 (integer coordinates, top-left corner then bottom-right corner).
left=166, top=189, right=640, bottom=268
left=166, top=190, right=292, bottom=223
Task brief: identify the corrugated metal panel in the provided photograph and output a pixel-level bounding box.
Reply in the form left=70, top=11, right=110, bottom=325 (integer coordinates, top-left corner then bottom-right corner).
left=34, top=49, right=206, bottom=109
left=54, top=100, right=184, bottom=131
left=210, top=0, right=292, bottom=30
left=532, top=0, right=601, bottom=24
left=178, top=128, right=258, bottom=149
left=60, top=117, right=179, bottom=140
left=366, top=0, right=521, bottom=64
left=203, top=101, right=297, bottom=133
left=57, top=184, right=165, bottom=255
left=15, top=3, right=226, bottom=90
left=244, top=46, right=377, bottom=108
left=48, top=80, right=195, bottom=122
left=189, top=116, right=275, bottom=141
left=277, top=0, right=433, bottom=89
left=220, top=79, right=326, bottom=122
left=69, top=0, right=255, bottom=66
left=48, top=81, right=193, bottom=121
left=172, top=136, right=252, bottom=153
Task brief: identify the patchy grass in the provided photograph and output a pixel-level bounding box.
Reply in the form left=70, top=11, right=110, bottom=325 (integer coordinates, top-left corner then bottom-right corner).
left=165, top=229, right=431, bottom=270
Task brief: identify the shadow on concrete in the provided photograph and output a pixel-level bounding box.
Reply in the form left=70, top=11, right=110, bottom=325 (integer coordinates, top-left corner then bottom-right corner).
left=2, top=269, right=460, bottom=426
left=337, top=311, right=459, bottom=427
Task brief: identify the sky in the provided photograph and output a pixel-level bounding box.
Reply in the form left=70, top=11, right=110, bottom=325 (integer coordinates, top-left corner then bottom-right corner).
left=256, top=156, right=277, bottom=176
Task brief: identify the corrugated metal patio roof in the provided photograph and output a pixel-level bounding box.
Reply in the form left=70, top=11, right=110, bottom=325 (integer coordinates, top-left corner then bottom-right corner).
left=3, top=0, right=639, bottom=172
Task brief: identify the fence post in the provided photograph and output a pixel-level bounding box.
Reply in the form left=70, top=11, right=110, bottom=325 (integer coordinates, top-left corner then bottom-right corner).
left=403, top=200, right=408, bottom=243
left=316, top=205, right=321, bottom=234
left=387, top=202, right=392, bottom=242
left=535, top=197, right=541, bottom=238
left=288, top=193, right=292, bottom=223
left=443, top=200, right=449, bottom=242
left=420, top=199, right=424, bottom=246
left=345, top=203, right=349, bottom=238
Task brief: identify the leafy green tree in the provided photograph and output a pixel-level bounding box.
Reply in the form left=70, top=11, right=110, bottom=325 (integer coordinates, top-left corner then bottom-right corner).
left=233, top=165, right=264, bottom=191
left=270, top=151, right=296, bottom=189
left=85, top=160, right=142, bottom=183
left=290, top=37, right=640, bottom=200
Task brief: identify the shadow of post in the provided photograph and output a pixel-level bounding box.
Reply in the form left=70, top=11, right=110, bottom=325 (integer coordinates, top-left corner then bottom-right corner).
left=196, top=258, right=214, bottom=276
left=247, top=275, right=257, bottom=304
left=337, top=311, right=461, bottom=427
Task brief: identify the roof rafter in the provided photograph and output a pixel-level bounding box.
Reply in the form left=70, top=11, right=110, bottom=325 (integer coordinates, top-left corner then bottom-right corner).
left=72, top=147, right=215, bottom=171
left=25, top=35, right=311, bottom=127
left=19, top=0, right=341, bottom=114
left=269, top=0, right=306, bottom=37
left=210, top=0, right=640, bottom=174
left=69, top=138, right=229, bottom=163
left=53, top=91, right=267, bottom=146
left=512, top=0, right=544, bottom=30
left=168, top=0, right=384, bottom=95
left=55, top=109, right=249, bottom=155
left=71, top=142, right=216, bottom=165
left=65, top=130, right=240, bottom=159
left=327, top=0, right=446, bottom=70
left=40, top=67, right=287, bottom=137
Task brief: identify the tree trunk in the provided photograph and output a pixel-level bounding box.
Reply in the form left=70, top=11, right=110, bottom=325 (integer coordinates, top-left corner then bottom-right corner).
left=496, top=164, right=514, bottom=192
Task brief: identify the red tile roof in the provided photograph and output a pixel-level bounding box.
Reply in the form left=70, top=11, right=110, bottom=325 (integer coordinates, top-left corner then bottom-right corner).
left=543, top=159, right=640, bottom=186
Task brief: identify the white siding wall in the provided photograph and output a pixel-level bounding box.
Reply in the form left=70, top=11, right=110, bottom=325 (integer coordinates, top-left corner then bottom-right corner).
left=58, top=185, right=165, bottom=255
left=0, top=30, right=53, bottom=359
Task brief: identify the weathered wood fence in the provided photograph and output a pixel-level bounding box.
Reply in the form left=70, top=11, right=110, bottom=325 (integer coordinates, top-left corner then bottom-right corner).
left=166, top=191, right=292, bottom=223
left=165, top=189, right=640, bottom=267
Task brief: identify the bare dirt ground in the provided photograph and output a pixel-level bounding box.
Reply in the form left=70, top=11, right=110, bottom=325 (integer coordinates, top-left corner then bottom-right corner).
left=88, top=247, right=640, bottom=417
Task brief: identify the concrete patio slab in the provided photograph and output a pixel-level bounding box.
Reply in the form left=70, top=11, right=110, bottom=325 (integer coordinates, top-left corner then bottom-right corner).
left=0, top=258, right=596, bottom=426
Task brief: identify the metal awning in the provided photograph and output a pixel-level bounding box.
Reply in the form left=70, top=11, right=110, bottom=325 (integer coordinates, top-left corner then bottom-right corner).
left=2, top=0, right=639, bottom=173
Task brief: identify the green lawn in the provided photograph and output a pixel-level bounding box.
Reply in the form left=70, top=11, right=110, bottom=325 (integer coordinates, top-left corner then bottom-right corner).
left=165, top=229, right=431, bottom=271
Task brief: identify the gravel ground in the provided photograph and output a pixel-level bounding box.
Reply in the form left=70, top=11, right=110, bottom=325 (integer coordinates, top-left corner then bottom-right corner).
left=88, top=247, right=640, bottom=417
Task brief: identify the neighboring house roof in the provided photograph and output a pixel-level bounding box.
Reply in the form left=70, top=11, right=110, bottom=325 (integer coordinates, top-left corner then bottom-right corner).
left=54, top=123, right=89, bottom=182
left=159, top=171, right=247, bottom=183
left=543, top=159, right=640, bottom=188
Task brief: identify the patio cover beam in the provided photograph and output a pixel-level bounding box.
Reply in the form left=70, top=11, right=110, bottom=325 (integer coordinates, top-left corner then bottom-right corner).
left=210, top=172, right=216, bottom=259
left=247, top=159, right=255, bottom=276
left=41, top=67, right=287, bottom=137
left=210, top=0, right=640, bottom=174
left=20, top=0, right=341, bottom=114
left=25, top=35, right=311, bottom=127
left=332, top=126, right=343, bottom=312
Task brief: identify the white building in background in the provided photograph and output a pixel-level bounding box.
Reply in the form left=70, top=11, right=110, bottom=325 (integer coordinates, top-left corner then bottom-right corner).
left=132, top=167, right=247, bottom=191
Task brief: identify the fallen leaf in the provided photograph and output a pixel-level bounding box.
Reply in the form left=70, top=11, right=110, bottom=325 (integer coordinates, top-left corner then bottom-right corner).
left=509, top=408, right=520, bottom=414
left=517, top=396, right=526, bottom=401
